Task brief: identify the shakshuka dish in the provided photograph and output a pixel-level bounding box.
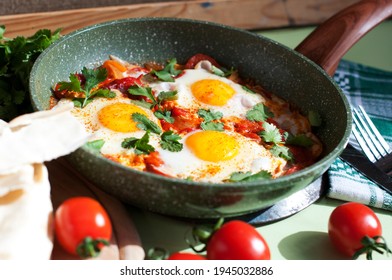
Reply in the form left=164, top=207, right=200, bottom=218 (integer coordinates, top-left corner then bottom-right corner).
left=51, top=53, right=323, bottom=183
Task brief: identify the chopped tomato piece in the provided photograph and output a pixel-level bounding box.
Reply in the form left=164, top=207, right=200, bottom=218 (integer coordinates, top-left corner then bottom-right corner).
left=144, top=152, right=171, bottom=177
left=104, top=76, right=142, bottom=94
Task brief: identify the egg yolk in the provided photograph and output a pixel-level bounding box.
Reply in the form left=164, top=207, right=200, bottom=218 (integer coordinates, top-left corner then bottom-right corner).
left=98, top=103, right=149, bottom=132
left=191, top=79, right=235, bottom=106
left=185, top=131, right=239, bottom=162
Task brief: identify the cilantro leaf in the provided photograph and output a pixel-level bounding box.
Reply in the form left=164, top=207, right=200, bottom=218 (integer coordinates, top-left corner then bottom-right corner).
left=92, top=88, right=116, bottom=98
left=85, top=139, right=105, bottom=153
left=260, top=122, right=283, bottom=144
left=286, top=134, right=313, bottom=147
left=198, top=108, right=224, bottom=131
left=57, top=73, right=82, bottom=92
left=131, top=99, right=154, bottom=109
left=198, top=108, right=223, bottom=121
left=81, top=67, right=107, bottom=93
left=246, top=103, right=273, bottom=122
left=200, top=121, right=224, bottom=131
left=128, top=84, right=157, bottom=105
left=270, top=144, right=293, bottom=161
left=57, top=67, right=111, bottom=108
left=121, top=132, right=155, bottom=155
left=132, top=113, right=162, bottom=134
left=151, top=58, right=182, bottom=82
left=160, top=130, right=183, bottom=152
left=157, top=90, right=178, bottom=104
left=228, top=170, right=272, bottom=182
left=154, top=109, right=174, bottom=123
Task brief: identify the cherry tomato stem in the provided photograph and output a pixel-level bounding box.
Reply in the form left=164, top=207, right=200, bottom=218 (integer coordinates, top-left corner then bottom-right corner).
left=54, top=197, right=112, bottom=258
left=328, top=202, right=390, bottom=259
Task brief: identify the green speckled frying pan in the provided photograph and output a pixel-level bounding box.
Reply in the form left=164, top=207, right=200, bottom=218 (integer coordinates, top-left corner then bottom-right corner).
left=29, top=0, right=392, bottom=218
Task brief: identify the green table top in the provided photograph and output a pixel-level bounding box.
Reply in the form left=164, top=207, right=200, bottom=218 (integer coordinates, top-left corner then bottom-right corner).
left=128, top=21, right=392, bottom=260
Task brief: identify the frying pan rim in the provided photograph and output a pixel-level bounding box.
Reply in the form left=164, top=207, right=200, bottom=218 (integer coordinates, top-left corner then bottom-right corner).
left=29, top=17, right=353, bottom=190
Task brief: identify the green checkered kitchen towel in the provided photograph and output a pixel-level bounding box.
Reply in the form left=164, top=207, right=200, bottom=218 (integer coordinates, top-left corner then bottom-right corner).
left=327, top=60, right=392, bottom=211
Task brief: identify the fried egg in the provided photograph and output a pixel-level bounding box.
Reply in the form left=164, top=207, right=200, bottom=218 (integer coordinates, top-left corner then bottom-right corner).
left=150, top=68, right=265, bottom=118
left=58, top=91, right=161, bottom=156
left=55, top=56, right=321, bottom=183
left=156, top=130, right=287, bottom=183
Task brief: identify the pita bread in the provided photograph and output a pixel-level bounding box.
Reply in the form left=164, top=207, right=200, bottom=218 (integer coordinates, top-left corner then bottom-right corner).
left=0, top=164, right=53, bottom=259
left=0, top=102, right=90, bottom=174
left=0, top=103, right=89, bottom=259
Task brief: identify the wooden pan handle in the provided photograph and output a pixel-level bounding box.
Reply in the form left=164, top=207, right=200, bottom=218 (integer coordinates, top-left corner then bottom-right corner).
left=295, top=0, right=392, bottom=76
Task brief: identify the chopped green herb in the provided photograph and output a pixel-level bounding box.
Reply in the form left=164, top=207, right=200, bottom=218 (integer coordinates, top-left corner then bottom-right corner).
left=131, top=99, right=154, bottom=109
left=151, top=58, right=182, bottom=82
left=308, top=110, right=322, bottom=127
left=198, top=108, right=224, bottom=131
left=85, top=139, right=105, bottom=152
left=132, top=113, right=162, bottom=134
left=121, top=131, right=155, bottom=155
left=57, top=73, right=82, bottom=92
left=157, top=90, right=178, bottom=104
left=270, top=144, right=293, bottom=161
left=58, top=67, right=112, bottom=108
left=198, top=108, right=223, bottom=122
left=154, top=109, right=174, bottom=123
left=246, top=103, right=273, bottom=122
left=260, top=122, right=283, bottom=144
left=160, top=130, right=183, bottom=152
left=200, top=121, right=224, bottom=131
left=228, top=170, right=272, bottom=182
left=0, top=26, right=61, bottom=120
left=72, top=89, right=116, bottom=108
left=128, top=84, right=157, bottom=104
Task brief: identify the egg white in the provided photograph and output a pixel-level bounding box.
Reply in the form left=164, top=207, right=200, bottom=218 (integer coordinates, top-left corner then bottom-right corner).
left=149, top=68, right=265, bottom=118
left=58, top=91, right=161, bottom=156
left=155, top=130, right=287, bottom=183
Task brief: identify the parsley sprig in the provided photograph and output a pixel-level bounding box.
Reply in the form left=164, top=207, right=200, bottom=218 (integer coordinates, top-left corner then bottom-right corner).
left=0, top=26, right=61, bottom=121
left=246, top=103, right=273, bottom=122
left=260, top=122, right=283, bottom=144
left=122, top=131, right=155, bottom=155
left=121, top=113, right=183, bottom=154
left=128, top=84, right=178, bottom=123
left=198, top=108, right=224, bottom=131
left=259, top=122, right=293, bottom=161
left=132, top=113, right=162, bottom=134
left=160, top=130, right=183, bottom=152
left=227, top=170, right=272, bottom=182
left=128, top=84, right=157, bottom=106
left=57, top=67, right=115, bottom=108
left=151, top=58, right=182, bottom=82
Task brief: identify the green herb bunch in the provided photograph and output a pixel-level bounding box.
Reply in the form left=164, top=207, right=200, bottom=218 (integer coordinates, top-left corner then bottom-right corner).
left=0, top=26, right=61, bottom=121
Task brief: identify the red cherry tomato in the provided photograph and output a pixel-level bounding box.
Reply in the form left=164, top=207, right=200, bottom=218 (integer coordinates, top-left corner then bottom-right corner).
left=206, top=220, right=271, bottom=260
left=328, top=202, right=384, bottom=258
left=167, top=252, right=206, bottom=260
left=54, top=197, right=112, bottom=258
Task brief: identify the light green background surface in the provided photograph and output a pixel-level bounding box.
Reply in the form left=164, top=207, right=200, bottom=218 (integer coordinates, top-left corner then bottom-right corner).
left=129, top=21, right=392, bottom=260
